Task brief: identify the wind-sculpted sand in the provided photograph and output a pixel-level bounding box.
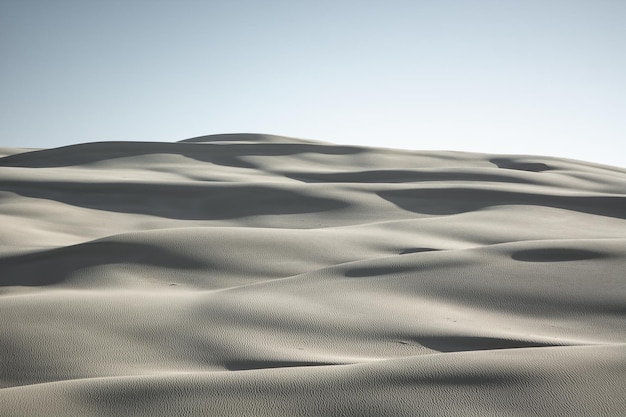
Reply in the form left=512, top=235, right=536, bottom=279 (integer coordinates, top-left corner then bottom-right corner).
left=1, top=134, right=625, bottom=416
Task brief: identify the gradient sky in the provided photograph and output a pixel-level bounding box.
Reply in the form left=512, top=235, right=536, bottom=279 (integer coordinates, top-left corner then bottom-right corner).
left=2, top=0, right=625, bottom=167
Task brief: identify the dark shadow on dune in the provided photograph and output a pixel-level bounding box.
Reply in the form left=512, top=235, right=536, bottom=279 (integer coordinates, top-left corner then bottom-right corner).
left=0, top=338, right=64, bottom=387
left=491, top=158, right=554, bottom=172
left=1, top=181, right=348, bottom=220
left=404, top=336, right=556, bottom=353
left=180, top=133, right=284, bottom=143
left=378, top=188, right=626, bottom=219
left=224, top=360, right=337, bottom=371
left=345, top=265, right=419, bottom=278
left=0, top=241, right=206, bottom=286
left=399, top=248, right=438, bottom=255
left=0, top=141, right=364, bottom=169
left=512, top=248, right=606, bottom=262
left=179, top=133, right=322, bottom=144
left=286, top=170, right=537, bottom=185
left=344, top=257, right=471, bottom=279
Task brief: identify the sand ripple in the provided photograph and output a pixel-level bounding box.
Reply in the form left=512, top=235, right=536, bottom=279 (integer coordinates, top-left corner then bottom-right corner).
left=1, top=134, right=625, bottom=416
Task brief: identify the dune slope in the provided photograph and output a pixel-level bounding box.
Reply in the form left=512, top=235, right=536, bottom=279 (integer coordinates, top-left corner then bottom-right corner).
left=1, top=133, right=625, bottom=416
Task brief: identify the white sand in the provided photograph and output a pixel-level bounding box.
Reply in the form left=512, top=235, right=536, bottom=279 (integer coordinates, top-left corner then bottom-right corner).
left=1, top=133, right=625, bottom=416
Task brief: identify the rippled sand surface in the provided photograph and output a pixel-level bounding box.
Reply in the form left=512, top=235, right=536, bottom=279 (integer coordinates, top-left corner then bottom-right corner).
left=1, top=134, right=625, bottom=416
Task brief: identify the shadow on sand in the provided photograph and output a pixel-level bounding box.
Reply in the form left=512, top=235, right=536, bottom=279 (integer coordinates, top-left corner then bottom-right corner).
left=378, top=187, right=626, bottom=219
left=1, top=181, right=349, bottom=220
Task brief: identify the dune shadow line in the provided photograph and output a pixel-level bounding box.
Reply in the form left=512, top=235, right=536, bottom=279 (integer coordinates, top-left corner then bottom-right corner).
left=512, top=248, right=606, bottom=262
left=224, top=360, right=337, bottom=371
left=490, top=158, right=553, bottom=172
left=1, top=181, right=348, bottom=220
left=286, top=170, right=537, bottom=185
left=404, top=336, right=558, bottom=353
left=0, top=241, right=206, bottom=287
left=378, top=188, right=626, bottom=219
left=0, top=141, right=364, bottom=169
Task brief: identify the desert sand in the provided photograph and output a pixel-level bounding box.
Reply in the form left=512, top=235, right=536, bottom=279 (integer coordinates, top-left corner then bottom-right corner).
left=1, top=133, right=625, bottom=416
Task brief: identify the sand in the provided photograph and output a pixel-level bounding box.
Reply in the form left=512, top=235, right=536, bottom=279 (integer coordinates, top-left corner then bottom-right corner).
left=1, top=133, right=625, bottom=416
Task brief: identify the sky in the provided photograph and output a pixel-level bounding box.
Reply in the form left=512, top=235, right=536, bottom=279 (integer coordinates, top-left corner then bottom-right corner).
left=1, top=0, right=625, bottom=167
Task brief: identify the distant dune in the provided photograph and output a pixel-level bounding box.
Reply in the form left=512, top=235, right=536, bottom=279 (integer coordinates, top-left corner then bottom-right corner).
left=1, top=134, right=625, bottom=416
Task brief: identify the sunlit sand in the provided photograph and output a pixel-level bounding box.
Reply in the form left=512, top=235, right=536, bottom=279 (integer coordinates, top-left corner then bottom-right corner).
left=1, top=134, right=625, bottom=416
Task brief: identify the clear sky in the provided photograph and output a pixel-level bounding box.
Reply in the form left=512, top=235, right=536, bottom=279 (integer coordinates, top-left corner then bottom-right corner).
left=2, top=0, right=625, bottom=167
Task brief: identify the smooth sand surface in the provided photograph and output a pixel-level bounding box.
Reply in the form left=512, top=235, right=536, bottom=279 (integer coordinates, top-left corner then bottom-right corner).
left=1, top=133, right=625, bottom=416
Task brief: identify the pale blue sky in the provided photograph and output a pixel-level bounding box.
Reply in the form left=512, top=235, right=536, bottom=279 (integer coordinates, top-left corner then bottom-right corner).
left=2, top=1, right=625, bottom=167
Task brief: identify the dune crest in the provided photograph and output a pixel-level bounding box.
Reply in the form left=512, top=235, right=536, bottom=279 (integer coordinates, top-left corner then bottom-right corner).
left=1, top=135, right=625, bottom=416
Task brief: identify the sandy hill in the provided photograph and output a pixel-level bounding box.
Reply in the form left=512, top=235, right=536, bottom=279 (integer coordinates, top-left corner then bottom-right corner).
left=1, top=134, right=625, bottom=416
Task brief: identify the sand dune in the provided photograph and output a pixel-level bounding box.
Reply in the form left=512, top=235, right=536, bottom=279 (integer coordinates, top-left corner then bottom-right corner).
left=1, top=134, right=625, bottom=416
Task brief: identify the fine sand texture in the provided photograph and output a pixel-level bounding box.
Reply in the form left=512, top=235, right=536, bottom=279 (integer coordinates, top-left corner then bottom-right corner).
left=1, top=133, right=625, bottom=416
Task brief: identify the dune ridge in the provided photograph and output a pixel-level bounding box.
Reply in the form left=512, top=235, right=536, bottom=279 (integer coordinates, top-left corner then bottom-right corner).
left=1, top=134, right=625, bottom=416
